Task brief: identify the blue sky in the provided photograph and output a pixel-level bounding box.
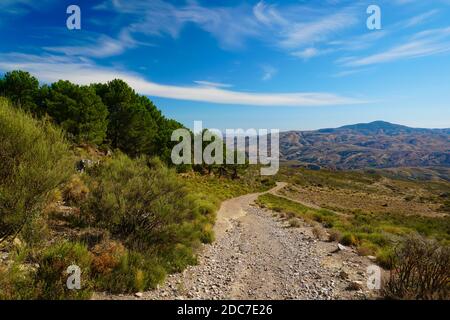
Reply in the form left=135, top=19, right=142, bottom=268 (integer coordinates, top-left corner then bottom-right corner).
left=1, top=0, right=450, bottom=131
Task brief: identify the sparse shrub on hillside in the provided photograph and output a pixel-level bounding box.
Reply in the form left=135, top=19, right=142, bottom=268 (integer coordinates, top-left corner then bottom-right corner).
left=288, top=218, right=301, bottom=228
left=0, top=98, right=72, bottom=244
left=312, top=224, right=327, bottom=240
left=340, top=233, right=359, bottom=246
left=0, top=261, right=37, bottom=300
left=34, top=241, right=93, bottom=299
left=328, top=229, right=343, bottom=242
left=383, top=234, right=450, bottom=300
left=90, top=240, right=127, bottom=275
left=93, top=250, right=166, bottom=293
left=82, top=155, right=202, bottom=252
left=63, top=175, right=90, bottom=206
left=376, top=247, right=395, bottom=269
left=78, top=153, right=213, bottom=290
left=356, top=241, right=378, bottom=256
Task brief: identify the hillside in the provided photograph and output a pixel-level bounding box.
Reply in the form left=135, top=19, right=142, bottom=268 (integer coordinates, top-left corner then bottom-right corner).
left=280, top=121, right=450, bottom=170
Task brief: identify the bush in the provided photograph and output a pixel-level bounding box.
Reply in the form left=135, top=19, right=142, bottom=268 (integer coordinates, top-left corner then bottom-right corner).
left=328, top=229, right=343, bottom=242
left=34, top=241, right=93, bottom=299
left=312, top=224, right=327, bottom=240
left=82, top=155, right=202, bottom=252
left=288, top=218, right=301, bottom=228
left=93, top=250, right=166, bottom=293
left=340, top=233, right=359, bottom=246
left=0, top=98, right=72, bottom=243
left=376, top=247, right=395, bottom=269
left=383, top=234, right=450, bottom=299
left=63, top=175, right=89, bottom=206
left=0, top=262, right=37, bottom=299
left=90, top=240, right=127, bottom=275
left=79, top=154, right=210, bottom=290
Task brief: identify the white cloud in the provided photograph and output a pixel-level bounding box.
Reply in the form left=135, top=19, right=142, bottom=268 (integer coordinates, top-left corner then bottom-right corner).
left=92, top=0, right=360, bottom=55
left=194, top=81, right=233, bottom=88
left=401, top=10, right=440, bottom=28
left=343, top=27, right=450, bottom=67
left=278, top=11, right=359, bottom=49
left=96, top=0, right=260, bottom=50
left=44, top=34, right=129, bottom=58
left=0, top=53, right=365, bottom=107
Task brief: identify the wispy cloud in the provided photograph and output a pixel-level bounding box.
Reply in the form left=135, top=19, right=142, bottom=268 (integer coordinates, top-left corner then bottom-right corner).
left=44, top=33, right=132, bottom=58
left=0, top=53, right=365, bottom=107
left=401, top=9, right=440, bottom=28
left=92, top=0, right=360, bottom=57
left=332, top=68, right=373, bottom=78
left=278, top=11, right=359, bottom=49
left=194, top=81, right=233, bottom=88
left=342, top=27, right=450, bottom=67
left=261, top=65, right=277, bottom=81
left=95, top=0, right=260, bottom=50
left=0, top=0, right=53, bottom=14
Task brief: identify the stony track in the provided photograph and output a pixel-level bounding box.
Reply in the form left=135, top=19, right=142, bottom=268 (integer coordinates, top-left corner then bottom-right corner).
left=94, top=183, right=378, bottom=300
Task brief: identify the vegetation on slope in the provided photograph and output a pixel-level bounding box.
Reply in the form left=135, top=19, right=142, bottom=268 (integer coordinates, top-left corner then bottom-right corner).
left=0, top=71, right=272, bottom=299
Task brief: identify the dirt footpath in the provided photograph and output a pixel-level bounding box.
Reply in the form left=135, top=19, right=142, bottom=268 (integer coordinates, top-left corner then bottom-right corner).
left=94, top=183, right=379, bottom=300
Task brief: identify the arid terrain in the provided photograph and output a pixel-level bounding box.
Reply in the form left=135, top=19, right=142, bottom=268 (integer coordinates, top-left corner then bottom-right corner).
left=280, top=121, right=450, bottom=170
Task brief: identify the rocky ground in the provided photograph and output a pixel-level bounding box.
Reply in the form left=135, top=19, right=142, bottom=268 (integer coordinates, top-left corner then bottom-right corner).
left=94, top=184, right=380, bottom=300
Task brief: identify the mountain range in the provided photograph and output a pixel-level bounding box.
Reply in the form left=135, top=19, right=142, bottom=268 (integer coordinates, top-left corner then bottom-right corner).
left=279, top=121, right=450, bottom=170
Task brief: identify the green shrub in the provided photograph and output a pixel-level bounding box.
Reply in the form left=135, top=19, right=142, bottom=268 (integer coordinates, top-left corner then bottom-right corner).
left=340, top=233, right=359, bottom=246
left=94, top=250, right=166, bottom=293
left=62, top=175, right=90, bottom=206
left=34, top=241, right=93, bottom=299
left=328, top=229, right=343, bottom=242
left=0, top=262, right=37, bottom=299
left=82, top=155, right=201, bottom=252
left=376, top=247, right=395, bottom=269
left=0, top=98, right=72, bottom=243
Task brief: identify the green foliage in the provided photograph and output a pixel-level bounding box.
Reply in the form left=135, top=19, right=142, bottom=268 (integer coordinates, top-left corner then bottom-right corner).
left=0, top=259, right=37, bottom=299
left=82, top=154, right=202, bottom=252
left=94, top=250, right=166, bottom=293
left=75, top=153, right=213, bottom=290
left=44, top=80, right=108, bottom=145
left=0, top=71, right=186, bottom=162
left=0, top=70, right=39, bottom=113
left=93, top=80, right=159, bottom=156
left=0, top=98, right=72, bottom=243
left=34, top=241, right=93, bottom=299
left=0, top=242, right=93, bottom=299
left=256, top=192, right=450, bottom=265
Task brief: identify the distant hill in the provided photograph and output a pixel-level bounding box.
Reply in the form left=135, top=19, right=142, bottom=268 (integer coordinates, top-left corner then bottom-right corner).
left=280, top=121, right=450, bottom=170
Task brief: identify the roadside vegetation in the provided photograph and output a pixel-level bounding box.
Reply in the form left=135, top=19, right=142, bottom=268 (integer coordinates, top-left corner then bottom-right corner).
left=257, top=166, right=449, bottom=298
left=0, top=71, right=271, bottom=299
